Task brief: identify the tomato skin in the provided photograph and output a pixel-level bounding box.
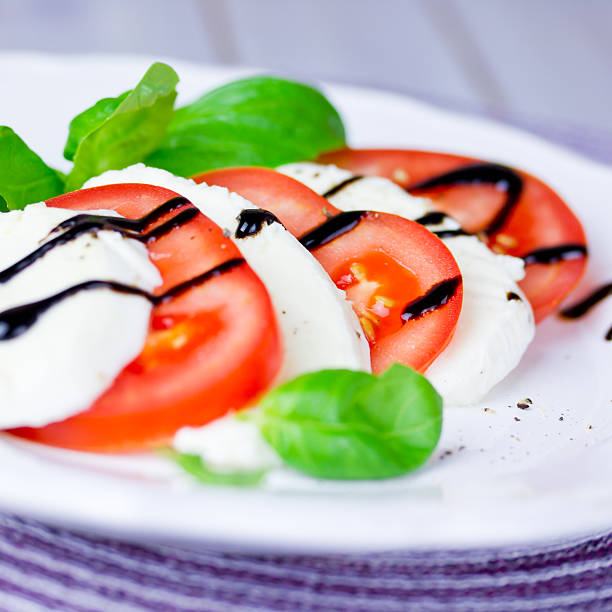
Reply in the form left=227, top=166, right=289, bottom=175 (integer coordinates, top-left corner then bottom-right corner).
left=195, top=168, right=462, bottom=374
left=318, top=148, right=588, bottom=322
left=9, top=183, right=282, bottom=452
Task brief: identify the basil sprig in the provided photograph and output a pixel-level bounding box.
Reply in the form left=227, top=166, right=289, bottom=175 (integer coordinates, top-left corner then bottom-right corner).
left=63, top=62, right=179, bottom=191
left=0, top=63, right=346, bottom=210
left=63, top=90, right=130, bottom=162
left=146, top=76, right=346, bottom=177
left=257, top=364, right=442, bottom=480
left=0, top=127, right=64, bottom=211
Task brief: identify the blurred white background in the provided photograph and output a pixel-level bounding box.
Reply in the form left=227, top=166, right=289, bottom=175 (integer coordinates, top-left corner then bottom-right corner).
left=0, top=0, right=610, bottom=161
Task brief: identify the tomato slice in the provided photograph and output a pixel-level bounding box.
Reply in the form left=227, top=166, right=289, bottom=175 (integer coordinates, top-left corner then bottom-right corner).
left=196, top=167, right=462, bottom=374
left=9, top=183, right=282, bottom=452
left=317, top=148, right=588, bottom=322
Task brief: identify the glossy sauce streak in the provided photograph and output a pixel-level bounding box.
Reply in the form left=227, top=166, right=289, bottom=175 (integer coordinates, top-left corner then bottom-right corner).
left=235, top=209, right=280, bottom=239
left=0, top=258, right=245, bottom=341
left=522, top=244, right=588, bottom=265
left=0, top=197, right=194, bottom=285
left=321, top=175, right=364, bottom=198
left=401, top=276, right=462, bottom=322
left=560, top=282, right=612, bottom=341
left=299, top=210, right=366, bottom=251
left=413, top=211, right=469, bottom=239
left=414, top=212, right=448, bottom=226
left=408, top=163, right=523, bottom=235
left=407, top=164, right=588, bottom=266
left=50, top=196, right=190, bottom=235
left=507, top=292, right=522, bottom=302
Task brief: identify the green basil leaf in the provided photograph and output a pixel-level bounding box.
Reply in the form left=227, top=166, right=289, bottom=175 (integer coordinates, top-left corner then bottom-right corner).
left=146, top=76, right=345, bottom=177
left=63, top=90, right=130, bottom=161
left=167, top=450, right=265, bottom=487
left=259, top=364, right=442, bottom=480
left=64, top=62, right=178, bottom=192
left=0, top=126, right=64, bottom=210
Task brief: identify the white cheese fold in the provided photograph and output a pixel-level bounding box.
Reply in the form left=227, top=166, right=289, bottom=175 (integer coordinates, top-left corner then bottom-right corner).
left=0, top=203, right=161, bottom=428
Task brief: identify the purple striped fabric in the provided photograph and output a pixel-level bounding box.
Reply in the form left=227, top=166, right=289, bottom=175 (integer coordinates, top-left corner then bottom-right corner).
left=2, top=514, right=612, bottom=611
left=0, top=113, right=610, bottom=612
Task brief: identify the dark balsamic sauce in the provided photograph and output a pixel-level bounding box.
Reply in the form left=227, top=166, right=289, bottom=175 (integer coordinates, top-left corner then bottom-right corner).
left=507, top=292, right=522, bottom=302
left=235, top=209, right=280, bottom=239
left=405, top=163, right=588, bottom=265
left=414, top=212, right=448, bottom=226
left=522, top=244, right=588, bottom=265
left=559, top=282, right=612, bottom=341
left=407, top=163, right=523, bottom=235
left=432, top=228, right=470, bottom=239
left=0, top=258, right=245, bottom=341
left=50, top=196, right=190, bottom=236
left=401, top=276, right=462, bottom=322
left=0, top=197, right=194, bottom=285
left=298, top=210, right=366, bottom=251
left=413, top=211, right=469, bottom=238
left=321, top=175, right=364, bottom=198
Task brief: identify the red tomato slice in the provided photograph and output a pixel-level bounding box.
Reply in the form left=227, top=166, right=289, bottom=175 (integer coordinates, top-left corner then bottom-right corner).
left=9, top=183, right=282, bottom=452
left=196, top=167, right=462, bottom=374
left=318, top=148, right=588, bottom=322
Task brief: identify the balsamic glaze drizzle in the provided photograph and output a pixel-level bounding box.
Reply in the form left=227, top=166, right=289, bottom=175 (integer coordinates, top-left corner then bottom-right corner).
left=298, top=210, right=366, bottom=251
left=432, top=228, right=471, bottom=239
left=401, top=276, right=462, bottom=322
left=321, top=175, right=364, bottom=198
left=559, top=282, right=612, bottom=341
left=405, top=162, right=588, bottom=264
left=522, top=244, right=588, bottom=265
left=407, top=163, right=523, bottom=235
left=50, top=196, right=190, bottom=236
left=0, top=197, right=194, bottom=285
left=0, top=258, right=245, bottom=341
left=413, top=211, right=469, bottom=238
left=235, top=209, right=281, bottom=239
left=414, top=212, right=448, bottom=226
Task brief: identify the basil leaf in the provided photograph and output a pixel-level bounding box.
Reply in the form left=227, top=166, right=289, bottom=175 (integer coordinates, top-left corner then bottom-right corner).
left=259, top=364, right=442, bottom=480
left=0, top=126, right=64, bottom=210
left=63, top=90, right=130, bottom=161
left=64, top=62, right=178, bottom=192
left=146, top=76, right=345, bottom=177
left=167, top=450, right=265, bottom=487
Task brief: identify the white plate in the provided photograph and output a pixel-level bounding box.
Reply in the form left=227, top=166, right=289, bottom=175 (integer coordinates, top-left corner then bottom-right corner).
left=0, top=52, right=610, bottom=553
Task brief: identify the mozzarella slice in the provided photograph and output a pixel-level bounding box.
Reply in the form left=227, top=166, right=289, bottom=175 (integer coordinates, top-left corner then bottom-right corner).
left=278, top=162, right=535, bottom=406
left=0, top=203, right=161, bottom=428
left=85, top=165, right=371, bottom=381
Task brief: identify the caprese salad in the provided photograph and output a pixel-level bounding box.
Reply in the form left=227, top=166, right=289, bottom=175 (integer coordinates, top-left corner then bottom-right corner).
left=0, top=62, right=589, bottom=484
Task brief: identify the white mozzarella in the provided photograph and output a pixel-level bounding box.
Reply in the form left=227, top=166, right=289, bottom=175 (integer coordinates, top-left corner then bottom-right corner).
left=173, top=415, right=282, bottom=473
left=279, top=162, right=535, bottom=405
left=424, top=236, right=534, bottom=403
left=279, top=161, right=432, bottom=221
left=0, top=203, right=161, bottom=428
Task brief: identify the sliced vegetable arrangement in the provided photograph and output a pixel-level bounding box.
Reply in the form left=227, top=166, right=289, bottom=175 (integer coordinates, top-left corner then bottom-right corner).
left=0, top=62, right=588, bottom=483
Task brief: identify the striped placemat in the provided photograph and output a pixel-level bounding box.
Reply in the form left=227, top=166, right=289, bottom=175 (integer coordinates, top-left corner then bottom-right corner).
left=0, top=111, right=610, bottom=612
left=1, top=514, right=612, bottom=611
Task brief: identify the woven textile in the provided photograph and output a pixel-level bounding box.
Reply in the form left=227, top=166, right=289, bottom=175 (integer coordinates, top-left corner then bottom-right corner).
left=0, top=110, right=610, bottom=612
left=1, top=514, right=612, bottom=611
